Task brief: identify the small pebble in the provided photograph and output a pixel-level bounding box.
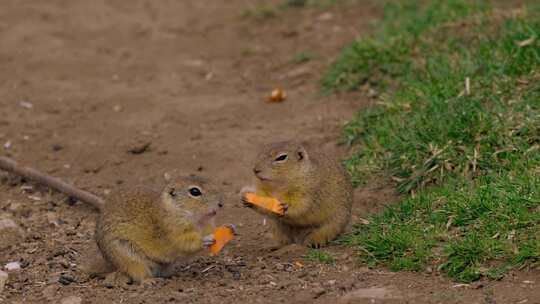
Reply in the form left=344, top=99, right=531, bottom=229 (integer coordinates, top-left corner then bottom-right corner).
left=19, top=101, right=33, bottom=109
left=313, top=287, right=326, bottom=298
left=60, top=295, right=82, bottom=304
left=5, top=261, right=21, bottom=271
left=58, top=274, right=76, bottom=285
left=51, top=144, right=64, bottom=151
left=317, top=12, right=334, bottom=21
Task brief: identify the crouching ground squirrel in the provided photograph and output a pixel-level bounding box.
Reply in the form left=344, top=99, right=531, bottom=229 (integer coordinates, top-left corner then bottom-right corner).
left=242, top=141, right=353, bottom=248
left=0, top=157, right=232, bottom=283
left=94, top=176, right=227, bottom=283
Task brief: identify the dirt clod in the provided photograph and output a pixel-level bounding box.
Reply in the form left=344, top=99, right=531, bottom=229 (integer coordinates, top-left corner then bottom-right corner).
left=127, top=141, right=151, bottom=155
left=60, top=295, right=82, bottom=304
left=0, top=218, right=25, bottom=250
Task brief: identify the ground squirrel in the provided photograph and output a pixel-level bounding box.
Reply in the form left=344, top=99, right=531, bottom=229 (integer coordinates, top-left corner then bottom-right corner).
left=0, top=157, right=232, bottom=284
left=243, top=141, right=353, bottom=248
left=95, top=176, right=224, bottom=283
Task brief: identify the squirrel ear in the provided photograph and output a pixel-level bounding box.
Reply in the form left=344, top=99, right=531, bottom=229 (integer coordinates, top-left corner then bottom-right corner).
left=296, top=146, right=308, bottom=161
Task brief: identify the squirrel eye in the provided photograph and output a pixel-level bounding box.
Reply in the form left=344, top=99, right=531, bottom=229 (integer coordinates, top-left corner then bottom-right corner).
left=168, top=188, right=177, bottom=197
left=188, top=187, right=202, bottom=197
left=274, top=154, right=288, bottom=162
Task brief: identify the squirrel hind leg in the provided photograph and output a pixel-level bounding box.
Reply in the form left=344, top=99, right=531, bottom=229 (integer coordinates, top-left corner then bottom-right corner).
left=106, top=239, right=154, bottom=283
left=153, top=263, right=176, bottom=278
left=271, top=221, right=295, bottom=248
left=303, top=221, right=346, bottom=248
left=80, top=244, right=115, bottom=278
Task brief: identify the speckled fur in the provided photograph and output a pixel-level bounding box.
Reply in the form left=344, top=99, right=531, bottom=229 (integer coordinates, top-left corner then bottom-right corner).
left=95, top=176, right=222, bottom=283
left=249, top=141, right=353, bottom=248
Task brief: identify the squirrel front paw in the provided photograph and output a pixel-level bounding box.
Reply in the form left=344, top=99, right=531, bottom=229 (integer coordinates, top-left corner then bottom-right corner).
left=240, top=186, right=256, bottom=208
left=276, top=202, right=288, bottom=216
left=225, top=224, right=238, bottom=235
left=202, top=234, right=216, bottom=248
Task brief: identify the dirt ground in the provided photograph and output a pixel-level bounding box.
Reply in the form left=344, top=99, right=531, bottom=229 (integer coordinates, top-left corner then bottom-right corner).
left=0, top=1, right=539, bottom=303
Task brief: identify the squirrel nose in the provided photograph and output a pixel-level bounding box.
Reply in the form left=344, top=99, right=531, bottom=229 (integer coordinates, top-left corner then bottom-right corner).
left=253, top=168, right=261, bottom=175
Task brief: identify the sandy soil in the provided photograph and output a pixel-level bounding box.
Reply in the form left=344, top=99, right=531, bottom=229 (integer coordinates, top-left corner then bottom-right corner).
left=0, top=1, right=539, bottom=303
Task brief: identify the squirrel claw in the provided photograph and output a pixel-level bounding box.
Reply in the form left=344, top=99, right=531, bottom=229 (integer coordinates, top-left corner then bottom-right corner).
left=241, top=199, right=254, bottom=208
left=277, top=203, right=288, bottom=216
left=309, top=243, right=322, bottom=249
left=202, top=234, right=215, bottom=248
left=225, top=224, right=238, bottom=235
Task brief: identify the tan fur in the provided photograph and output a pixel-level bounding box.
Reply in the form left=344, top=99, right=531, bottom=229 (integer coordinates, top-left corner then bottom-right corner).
left=246, top=141, right=353, bottom=248
left=94, top=176, right=222, bottom=283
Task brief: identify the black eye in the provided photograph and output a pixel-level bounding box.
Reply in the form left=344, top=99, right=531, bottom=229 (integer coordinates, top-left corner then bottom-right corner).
left=274, top=154, right=288, bottom=162
left=188, top=187, right=202, bottom=197
left=168, top=188, right=177, bottom=197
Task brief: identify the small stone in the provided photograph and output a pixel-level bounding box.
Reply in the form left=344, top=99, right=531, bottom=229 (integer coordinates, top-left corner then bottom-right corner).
left=19, top=101, right=33, bottom=109
left=339, top=287, right=403, bottom=304
left=338, top=277, right=357, bottom=291
left=7, top=202, right=22, bottom=212
left=313, top=287, right=326, bottom=298
left=317, top=12, right=334, bottom=21
left=280, top=66, right=311, bottom=80
left=367, top=88, right=378, bottom=98
left=60, top=295, right=82, bottom=304
left=51, top=144, right=64, bottom=152
left=127, top=141, right=151, bottom=155
left=5, top=261, right=21, bottom=271
left=163, top=172, right=172, bottom=182
left=471, top=281, right=484, bottom=289
left=58, top=274, right=76, bottom=285
left=46, top=212, right=59, bottom=227
left=19, top=259, right=29, bottom=269
left=0, top=270, right=8, bottom=293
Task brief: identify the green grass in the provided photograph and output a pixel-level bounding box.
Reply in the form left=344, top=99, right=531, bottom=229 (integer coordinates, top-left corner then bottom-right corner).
left=327, top=0, right=540, bottom=282
left=305, top=249, right=336, bottom=264
left=291, top=51, right=316, bottom=64
left=343, top=172, right=540, bottom=282
left=241, top=5, right=279, bottom=20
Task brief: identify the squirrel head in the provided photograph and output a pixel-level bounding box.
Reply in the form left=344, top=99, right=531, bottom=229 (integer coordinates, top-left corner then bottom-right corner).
left=160, top=175, right=224, bottom=228
left=253, top=141, right=311, bottom=189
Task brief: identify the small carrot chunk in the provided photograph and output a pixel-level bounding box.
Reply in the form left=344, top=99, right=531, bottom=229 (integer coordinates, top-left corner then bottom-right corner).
left=267, top=88, right=286, bottom=103
left=209, top=226, right=235, bottom=256
left=243, top=192, right=284, bottom=215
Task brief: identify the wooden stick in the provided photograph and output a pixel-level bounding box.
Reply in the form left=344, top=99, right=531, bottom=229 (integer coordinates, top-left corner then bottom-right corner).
left=0, top=156, right=104, bottom=210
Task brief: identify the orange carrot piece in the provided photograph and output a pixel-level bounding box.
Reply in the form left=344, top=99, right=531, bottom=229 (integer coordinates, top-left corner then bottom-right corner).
left=243, top=192, right=284, bottom=215
left=209, top=226, right=235, bottom=256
